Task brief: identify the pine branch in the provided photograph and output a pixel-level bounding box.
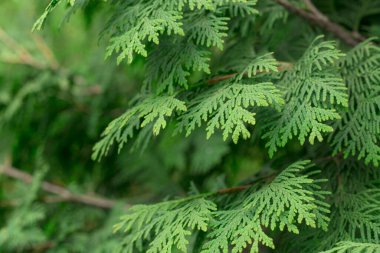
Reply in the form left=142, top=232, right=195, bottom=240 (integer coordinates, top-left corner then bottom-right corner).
left=275, top=0, right=365, bottom=46
left=0, top=165, right=130, bottom=210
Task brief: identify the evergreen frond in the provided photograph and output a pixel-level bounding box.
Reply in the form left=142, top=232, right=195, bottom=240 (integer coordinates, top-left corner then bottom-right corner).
left=145, top=40, right=210, bottom=94
left=235, top=53, right=278, bottom=80
left=0, top=168, right=47, bottom=251
left=104, top=5, right=184, bottom=64
left=201, top=160, right=330, bottom=253
left=92, top=94, right=187, bottom=160
left=281, top=167, right=380, bottom=253
left=220, top=0, right=259, bottom=17
left=262, top=37, right=347, bottom=157
left=178, top=79, right=284, bottom=143
left=114, top=197, right=217, bottom=253
left=330, top=39, right=380, bottom=166
left=185, top=12, right=229, bottom=50
left=32, top=0, right=64, bottom=30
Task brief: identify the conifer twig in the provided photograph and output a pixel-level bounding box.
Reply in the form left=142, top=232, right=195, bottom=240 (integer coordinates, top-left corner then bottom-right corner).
left=207, top=61, right=293, bottom=85
left=0, top=27, right=46, bottom=69
left=32, top=34, right=60, bottom=70
left=303, top=0, right=328, bottom=22
left=275, top=0, right=365, bottom=46
left=217, top=185, right=251, bottom=194
left=0, top=165, right=130, bottom=210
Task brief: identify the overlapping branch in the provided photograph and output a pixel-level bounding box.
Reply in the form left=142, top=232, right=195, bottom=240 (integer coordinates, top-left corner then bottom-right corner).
left=0, top=165, right=131, bottom=210
left=0, top=164, right=277, bottom=209
left=275, top=0, right=365, bottom=46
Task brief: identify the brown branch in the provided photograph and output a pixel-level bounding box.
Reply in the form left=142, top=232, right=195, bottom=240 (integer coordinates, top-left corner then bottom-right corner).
left=275, top=0, right=365, bottom=46
left=207, top=73, right=238, bottom=85
left=207, top=61, right=293, bottom=85
left=0, top=165, right=130, bottom=210
left=0, top=27, right=46, bottom=69
left=32, top=34, right=60, bottom=70
left=217, top=185, right=251, bottom=194
left=216, top=172, right=278, bottom=195
left=26, top=241, right=55, bottom=252
left=303, top=0, right=328, bottom=21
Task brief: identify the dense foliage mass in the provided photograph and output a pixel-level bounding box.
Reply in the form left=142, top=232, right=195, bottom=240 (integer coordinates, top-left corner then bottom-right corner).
left=0, top=0, right=380, bottom=252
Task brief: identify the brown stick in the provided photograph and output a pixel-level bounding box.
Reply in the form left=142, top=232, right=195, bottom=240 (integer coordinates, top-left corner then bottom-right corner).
left=303, top=0, right=328, bottom=21
left=0, top=27, right=46, bottom=69
left=32, top=34, right=60, bottom=70
left=217, top=185, right=251, bottom=194
left=0, top=165, right=130, bottom=210
left=275, top=0, right=365, bottom=46
left=207, top=73, right=238, bottom=85
left=207, top=61, right=293, bottom=85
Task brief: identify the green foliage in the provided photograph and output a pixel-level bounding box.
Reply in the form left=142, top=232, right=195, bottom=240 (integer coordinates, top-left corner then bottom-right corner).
left=114, top=160, right=330, bottom=253
left=235, top=53, right=279, bottom=80
left=104, top=4, right=185, bottom=64
left=92, top=94, right=187, bottom=160
left=262, top=37, right=347, bottom=157
left=114, top=197, right=217, bottom=253
left=201, top=160, right=329, bottom=253
left=144, top=40, right=210, bottom=93
left=280, top=160, right=380, bottom=253
left=35, top=0, right=255, bottom=65
left=330, top=39, right=380, bottom=166
left=1, top=0, right=380, bottom=252
left=179, top=79, right=284, bottom=143
left=32, top=0, right=65, bottom=31
left=0, top=169, right=47, bottom=251
left=321, top=241, right=380, bottom=253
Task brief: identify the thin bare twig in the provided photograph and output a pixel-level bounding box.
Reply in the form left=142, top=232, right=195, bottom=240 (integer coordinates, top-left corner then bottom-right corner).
left=0, top=165, right=130, bottom=210
left=207, top=61, right=293, bottom=85
left=275, top=0, right=365, bottom=46
left=217, top=185, right=251, bottom=194
left=32, top=34, right=60, bottom=70
left=303, top=0, right=328, bottom=21
left=207, top=73, right=238, bottom=85
left=0, top=27, right=46, bottom=69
